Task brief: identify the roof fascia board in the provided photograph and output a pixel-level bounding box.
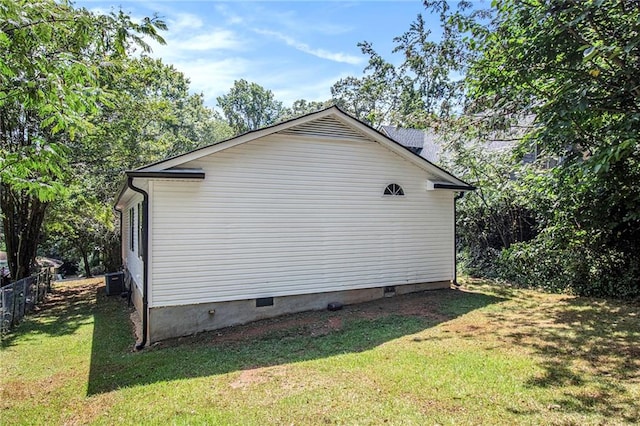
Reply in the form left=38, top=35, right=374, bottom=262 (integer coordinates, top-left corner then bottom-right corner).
left=426, top=180, right=476, bottom=191
left=126, top=169, right=205, bottom=180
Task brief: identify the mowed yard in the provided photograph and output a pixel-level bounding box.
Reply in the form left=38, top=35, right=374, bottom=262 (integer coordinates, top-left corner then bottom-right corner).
left=1, top=277, right=638, bottom=425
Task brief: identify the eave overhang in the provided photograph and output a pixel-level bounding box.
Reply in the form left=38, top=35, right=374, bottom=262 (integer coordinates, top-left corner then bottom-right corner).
left=114, top=168, right=205, bottom=210
left=426, top=180, right=476, bottom=191
left=125, top=168, right=205, bottom=180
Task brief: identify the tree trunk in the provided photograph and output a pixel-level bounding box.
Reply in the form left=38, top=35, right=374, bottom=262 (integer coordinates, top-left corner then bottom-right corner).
left=102, top=229, right=122, bottom=272
left=80, top=247, right=92, bottom=278
left=0, top=183, right=48, bottom=281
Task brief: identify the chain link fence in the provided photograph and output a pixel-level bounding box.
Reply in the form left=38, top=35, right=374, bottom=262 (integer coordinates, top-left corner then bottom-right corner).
left=1, top=269, right=52, bottom=337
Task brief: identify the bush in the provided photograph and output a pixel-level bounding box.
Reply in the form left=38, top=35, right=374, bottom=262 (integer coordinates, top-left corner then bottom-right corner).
left=496, top=236, right=640, bottom=299
left=496, top=239, right=567, bottom=293
left=59, top=260, right=78, bottom=276
left=90, top=264, right=106, bottom=276
left=458, top=247, right=501, bottom=278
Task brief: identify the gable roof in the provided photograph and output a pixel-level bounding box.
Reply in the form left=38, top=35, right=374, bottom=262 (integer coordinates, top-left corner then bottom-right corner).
left=129, top=106, right=473, bottom=190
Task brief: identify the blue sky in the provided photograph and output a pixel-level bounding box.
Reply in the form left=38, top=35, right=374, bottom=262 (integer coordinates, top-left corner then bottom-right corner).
left=76, top=1, right=443, bottom=108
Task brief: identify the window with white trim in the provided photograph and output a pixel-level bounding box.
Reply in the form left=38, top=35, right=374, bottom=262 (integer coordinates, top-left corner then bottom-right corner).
left=383, top=183, right=405, bottom=196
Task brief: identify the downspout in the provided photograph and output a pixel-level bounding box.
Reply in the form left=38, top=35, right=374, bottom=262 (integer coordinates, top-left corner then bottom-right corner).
left=453, top=192, right=465, bottom=287
left=127, top=176, right=149, bottom=350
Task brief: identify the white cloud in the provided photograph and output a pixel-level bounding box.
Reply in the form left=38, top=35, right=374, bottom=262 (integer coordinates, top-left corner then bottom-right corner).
left=170, top=30, right=244, bottom=52
left=144, top=27, right=245, bottom=64
left=170, top=57, right=252, bottom=105
left=255, top=29, right=363, bottom=65
left=273, top=78, right=333, bottom=106
left=170, top=13, right=204, bottom=32
left=88, top=1, right=363, bottom=108
left=214, top=4, right=244, bottom=26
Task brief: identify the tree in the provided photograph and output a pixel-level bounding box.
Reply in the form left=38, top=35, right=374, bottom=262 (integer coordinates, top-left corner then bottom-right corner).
left=439, top=134, right=538, bottom=277
left=43, top=56, right=233, bottom=275
left=43, top=187, right=114, bottom=278
left=465, top=0, right=640, bottom=297
left=332, top=1, right=490, bottom=128
left=81, top=57, right=233, bottom=196
left=0, top=0, right=165, bottom=280
left=280, top=99, right=332, bottom=121
left=216, top=79, right=285, bottom=134
left=331, top=74, right=395, bottom=127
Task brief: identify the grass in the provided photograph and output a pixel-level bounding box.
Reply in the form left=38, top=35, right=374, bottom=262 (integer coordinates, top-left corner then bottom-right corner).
left=1, top=277, right=638, bottom=425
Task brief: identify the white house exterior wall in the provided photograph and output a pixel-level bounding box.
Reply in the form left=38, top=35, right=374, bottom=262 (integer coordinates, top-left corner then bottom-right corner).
left=122, top=192, right=144, bottom=292
left=149, top=134, right=454, bottom=308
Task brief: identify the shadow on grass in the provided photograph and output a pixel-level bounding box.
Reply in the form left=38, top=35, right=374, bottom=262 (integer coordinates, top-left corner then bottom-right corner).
left=486, top=294, right=640, bottom=423
left=87, top=285, right=503, bottom=395
left=0, top=282, right=96, bottom=348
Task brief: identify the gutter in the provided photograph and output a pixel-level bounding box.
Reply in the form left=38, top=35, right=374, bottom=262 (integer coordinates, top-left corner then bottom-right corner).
left=453, top=192, right=465, bottom=287
left=126, top=169, right=205, bottom=179
left=126, top=176, right=149, bottom=351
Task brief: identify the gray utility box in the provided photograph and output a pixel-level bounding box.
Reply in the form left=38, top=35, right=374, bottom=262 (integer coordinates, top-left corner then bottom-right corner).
left=105, top=271, right=124, bottom=296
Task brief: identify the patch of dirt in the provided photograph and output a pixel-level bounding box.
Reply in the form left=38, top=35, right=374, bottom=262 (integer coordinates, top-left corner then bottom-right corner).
left=229, top=368, right=268, bottom=389
left=154, top=288, right=460, bottom=349
left=130, top=310, right=142, bottom=341
left=0, top=370, right=80, bottom=408
left=230, top=368, right=269, bottom=389
left=229, top=365, right=291, bottom=389
left=39, top=277, right=104, bottom=311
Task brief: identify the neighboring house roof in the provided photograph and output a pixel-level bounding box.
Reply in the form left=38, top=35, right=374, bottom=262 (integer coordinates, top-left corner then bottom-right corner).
left=381, top=126, right=526, bottom=166
left=380, top=126, right=444, bottom=164
left=116, top=106, right=474, bottom=208
left=37, top=257, right=63, bottom=269
left=380, top=126, right=425, bottom=149
left=382, top=119, right=539, bottom=166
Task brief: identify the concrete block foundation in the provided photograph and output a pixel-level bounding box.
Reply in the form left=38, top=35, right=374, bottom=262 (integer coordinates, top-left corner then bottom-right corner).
left=146, top=281, right=451, bottom=343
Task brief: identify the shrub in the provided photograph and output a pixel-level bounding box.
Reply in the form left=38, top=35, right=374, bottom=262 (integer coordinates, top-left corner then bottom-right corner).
left=496, top=236, right=640, bottom=299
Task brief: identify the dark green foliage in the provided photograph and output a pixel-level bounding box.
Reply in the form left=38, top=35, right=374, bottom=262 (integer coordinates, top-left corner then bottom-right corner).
left=465, top=0, right=640, bottom=298
left=358, top=0, right=640, bottom=298
left=331, top=1, right=491, bottom=128
left=1, top=1, right=231, bottom=279
left=216, top=79, right=286, bottom=134
left=0, top=0, right=166, bottom=280
left=452, top=146, right=539, bottom=278
left=498, top=236, right=640, bottom=299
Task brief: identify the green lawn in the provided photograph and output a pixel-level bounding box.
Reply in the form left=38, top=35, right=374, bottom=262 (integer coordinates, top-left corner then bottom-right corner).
left=1, top=277, right=638, bottom=425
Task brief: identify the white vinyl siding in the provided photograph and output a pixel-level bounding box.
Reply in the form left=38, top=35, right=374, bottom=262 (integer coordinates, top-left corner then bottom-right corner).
left=150, top=134, right=454, bottom=307
left=123, top=193, right=144, bottom=291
